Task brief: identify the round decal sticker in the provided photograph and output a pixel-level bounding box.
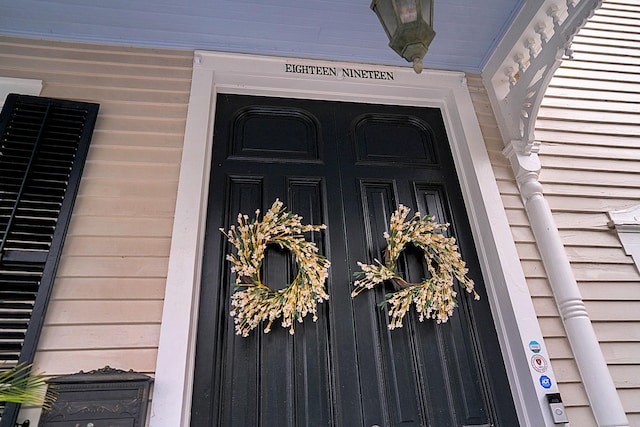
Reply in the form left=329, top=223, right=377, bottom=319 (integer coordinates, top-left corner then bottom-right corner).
left=539, top=375, right=552, bottom=389
left=531, top=354, right=548, bottom=373
left=528, top=340, right=541, bottom=353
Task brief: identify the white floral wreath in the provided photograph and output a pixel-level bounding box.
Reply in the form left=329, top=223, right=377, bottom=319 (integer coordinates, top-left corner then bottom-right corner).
left=220, top=199, right=330, bottom=337
left=352, top=204, right=478, bottom=329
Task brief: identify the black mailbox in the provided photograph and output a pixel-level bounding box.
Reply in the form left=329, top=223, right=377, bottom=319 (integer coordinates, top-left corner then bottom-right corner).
left=38, top=366, right=152, bottom=427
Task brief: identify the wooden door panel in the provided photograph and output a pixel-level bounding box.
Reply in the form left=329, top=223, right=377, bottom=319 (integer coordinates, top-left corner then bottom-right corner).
left=358, top=180, right=427, bottom=427
left=219, top=177, right=262, bottom=427
left=230, top=105, right=322, bottom=162
left=216, top=176, right=333, bottom=427
left=353, top=113, right=437, bottom=166
left=192, top=94, right=518, bottom=427
left=349, top=181, right=407, bottom=426
left=413, top=185, right=490, bottom=425
left=349, top=181, right=490, bottom=426
left=287, top=178, right=333, bottom=427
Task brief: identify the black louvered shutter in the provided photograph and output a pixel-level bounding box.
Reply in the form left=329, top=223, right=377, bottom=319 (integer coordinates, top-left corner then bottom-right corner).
left=0, top=94, right=98, bottom=425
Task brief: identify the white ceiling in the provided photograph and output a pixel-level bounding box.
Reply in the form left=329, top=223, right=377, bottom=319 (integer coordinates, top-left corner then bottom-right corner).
left=0, top=0, right=525, bottom=73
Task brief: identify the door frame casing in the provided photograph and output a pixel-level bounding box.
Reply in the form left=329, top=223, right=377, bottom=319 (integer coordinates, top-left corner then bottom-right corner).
left=150, top=51, right=557, bottom=427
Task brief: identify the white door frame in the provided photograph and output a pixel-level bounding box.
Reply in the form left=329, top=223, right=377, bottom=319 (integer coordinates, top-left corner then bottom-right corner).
left=149, top=51, right=559, bottom=427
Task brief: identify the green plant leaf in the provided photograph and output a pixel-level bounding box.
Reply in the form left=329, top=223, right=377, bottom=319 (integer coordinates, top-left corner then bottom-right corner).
left=0, top=363, right=56, bottom=409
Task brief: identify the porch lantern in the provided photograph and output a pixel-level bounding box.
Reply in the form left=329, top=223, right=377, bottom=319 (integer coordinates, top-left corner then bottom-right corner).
left=371, top=0, right=435, bottom=74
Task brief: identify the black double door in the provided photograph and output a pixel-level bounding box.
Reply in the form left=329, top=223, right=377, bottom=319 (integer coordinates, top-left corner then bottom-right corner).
left=191, top=94, right=518, bottom=426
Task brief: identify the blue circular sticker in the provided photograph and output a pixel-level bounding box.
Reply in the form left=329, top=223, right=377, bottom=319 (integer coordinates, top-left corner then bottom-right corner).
left=529, top=340, right=541, bottom=353
left=539, top=375, right=552, bottom=389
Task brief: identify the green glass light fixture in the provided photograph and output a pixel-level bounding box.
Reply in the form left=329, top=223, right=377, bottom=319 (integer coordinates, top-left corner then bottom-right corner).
left=371, top=0, right=436, bottom=74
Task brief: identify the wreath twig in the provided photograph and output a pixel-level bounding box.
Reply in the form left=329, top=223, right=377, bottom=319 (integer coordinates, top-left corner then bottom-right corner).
left=352, top=204, right=478, bottom=329
left=220, top=199, right=330, bottom=336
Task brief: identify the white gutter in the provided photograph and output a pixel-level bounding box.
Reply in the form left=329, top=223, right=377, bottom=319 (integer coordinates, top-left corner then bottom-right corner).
left=504, top=145, right=629, bottom=427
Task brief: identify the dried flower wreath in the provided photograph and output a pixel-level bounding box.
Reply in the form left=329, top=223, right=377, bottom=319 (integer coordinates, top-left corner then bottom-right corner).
left=352, top=204, right=478, bottom=329
left=220, top=199, right=330, bottom=337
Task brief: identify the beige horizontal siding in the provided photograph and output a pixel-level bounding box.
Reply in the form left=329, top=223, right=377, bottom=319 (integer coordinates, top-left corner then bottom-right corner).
left=52, top=278, right=166, bottom=300
left=535, top=0, right=640, bottom=424
left=0, top=35, right=192, bottom=378
left=35, top=349, right=158, bottom=375
left=38, top=324, right=160, bottom=351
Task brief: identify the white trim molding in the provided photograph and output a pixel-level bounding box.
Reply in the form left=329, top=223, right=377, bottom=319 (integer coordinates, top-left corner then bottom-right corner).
left=483, top=0, right=602, bottom=155
left=0, top=77, right=43, bottom=106
left=150, top=51, right=560, bottom=427
left=609, top=205, right=640, bottom=271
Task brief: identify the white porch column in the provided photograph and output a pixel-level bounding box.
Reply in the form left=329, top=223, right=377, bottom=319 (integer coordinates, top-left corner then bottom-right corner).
left=504, top=143, right=629, bottom=427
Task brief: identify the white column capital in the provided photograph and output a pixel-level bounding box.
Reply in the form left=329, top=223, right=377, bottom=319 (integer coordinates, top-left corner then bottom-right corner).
left=503, top=141, right=542, bottom=174
left=503, top=141, right=544, bottom=203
